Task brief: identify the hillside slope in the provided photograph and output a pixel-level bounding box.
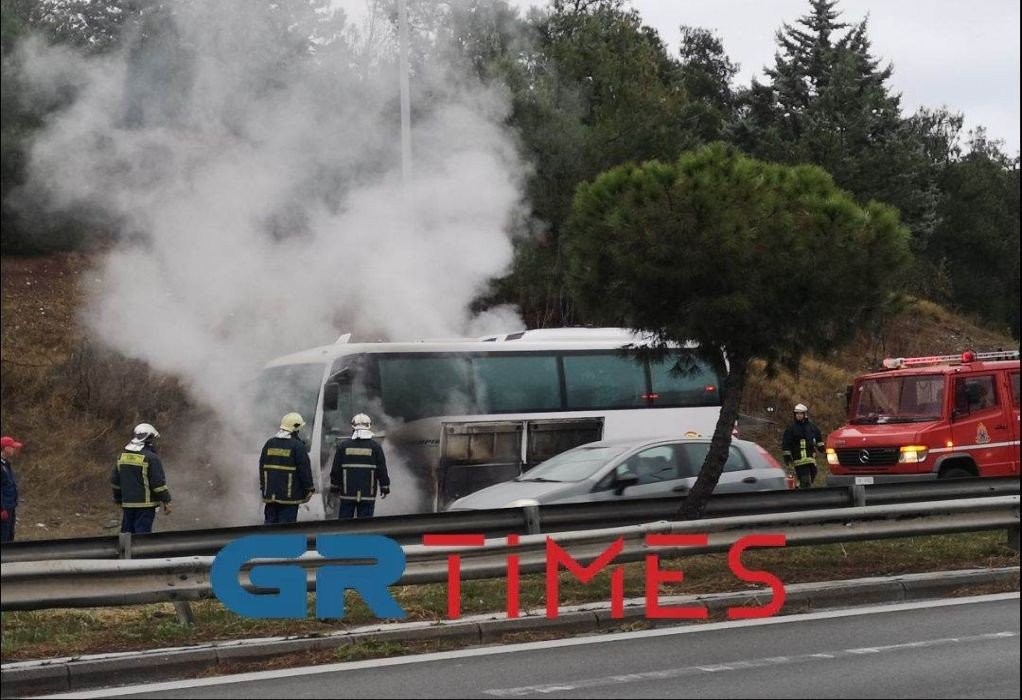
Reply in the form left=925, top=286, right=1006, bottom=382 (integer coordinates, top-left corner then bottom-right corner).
left=1, top=252, right=1018, bottom=539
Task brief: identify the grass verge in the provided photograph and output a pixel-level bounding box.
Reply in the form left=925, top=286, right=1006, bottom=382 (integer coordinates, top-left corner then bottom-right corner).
left=2, top=532, right=1017, bottom=663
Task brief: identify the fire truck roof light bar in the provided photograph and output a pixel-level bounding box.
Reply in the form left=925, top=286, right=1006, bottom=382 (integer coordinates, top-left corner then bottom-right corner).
left=882, top=350, right=1020, bottom=370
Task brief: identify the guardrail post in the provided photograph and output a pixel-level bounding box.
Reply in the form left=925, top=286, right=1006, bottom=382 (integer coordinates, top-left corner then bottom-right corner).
left=118, top=532, right=132, bottom=560
left=523, top=505, right=542, bottom=535
left=173, top=601, right=196, bottom=625
left=119, top=530, right=195, bottom=625
left=1008, top=526, right=1020, bottom=553
left=850, top=485, right=867, bottom=508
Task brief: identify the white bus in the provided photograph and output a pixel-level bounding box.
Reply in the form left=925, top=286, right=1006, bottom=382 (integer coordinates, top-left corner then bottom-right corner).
left=250, top=328, right=724, bottom=515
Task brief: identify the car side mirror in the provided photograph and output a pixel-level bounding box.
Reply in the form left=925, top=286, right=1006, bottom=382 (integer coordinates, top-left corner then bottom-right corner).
left=613, top=470, right=639, bottom=496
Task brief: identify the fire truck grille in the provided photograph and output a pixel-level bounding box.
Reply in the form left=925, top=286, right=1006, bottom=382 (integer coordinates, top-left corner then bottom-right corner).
left=836, top=447, right=900, bottom=467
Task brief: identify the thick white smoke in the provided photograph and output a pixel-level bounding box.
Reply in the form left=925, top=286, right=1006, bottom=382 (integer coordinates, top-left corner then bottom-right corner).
left=18, top=1, right=528, bottom=522
left=20, top=1, right=525, bottom=416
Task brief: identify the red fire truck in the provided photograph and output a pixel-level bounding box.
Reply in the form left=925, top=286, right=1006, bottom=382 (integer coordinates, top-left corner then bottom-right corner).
left=825, top=350, right=1020, bottom=485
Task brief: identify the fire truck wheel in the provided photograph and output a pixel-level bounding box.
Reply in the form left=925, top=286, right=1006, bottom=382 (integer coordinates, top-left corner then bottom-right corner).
left=940, top=467, right=973, bottom=479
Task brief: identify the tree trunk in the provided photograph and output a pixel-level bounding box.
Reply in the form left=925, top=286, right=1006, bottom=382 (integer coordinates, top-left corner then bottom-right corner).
left=679, top=352, right=748, bottom=520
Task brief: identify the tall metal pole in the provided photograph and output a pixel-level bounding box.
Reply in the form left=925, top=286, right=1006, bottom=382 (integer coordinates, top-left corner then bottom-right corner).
left=398, top=0, right=412, bottom=185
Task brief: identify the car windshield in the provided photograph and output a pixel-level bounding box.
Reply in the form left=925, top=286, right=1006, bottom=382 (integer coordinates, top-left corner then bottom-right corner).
left=851, top=374, right=946, bottom=424
left=517, top=444, right=629, bottom=482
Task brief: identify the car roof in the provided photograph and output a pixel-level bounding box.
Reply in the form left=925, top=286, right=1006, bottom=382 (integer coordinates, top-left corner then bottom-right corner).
left=575, top=435, right=756, bottom=450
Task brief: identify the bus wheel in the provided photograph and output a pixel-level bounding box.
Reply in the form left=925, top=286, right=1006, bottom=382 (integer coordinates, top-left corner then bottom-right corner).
left=940, top=467, right=973, bottom=479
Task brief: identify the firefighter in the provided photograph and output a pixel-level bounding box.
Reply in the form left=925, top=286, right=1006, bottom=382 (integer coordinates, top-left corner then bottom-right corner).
left=259, top=412, right=315, bottom=524
left=112, top=423, right=172, bottom=534
left=327, top=413, right=390, bottom=519
left=782, top=403, right=826, bottom=488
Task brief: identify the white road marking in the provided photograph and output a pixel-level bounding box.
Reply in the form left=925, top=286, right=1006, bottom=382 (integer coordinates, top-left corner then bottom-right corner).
left=483, top=632, right=1019, bottom=696
left=38, top=593, right=1019, bottom=699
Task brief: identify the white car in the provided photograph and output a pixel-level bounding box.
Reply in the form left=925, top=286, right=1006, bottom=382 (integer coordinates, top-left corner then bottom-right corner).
left=447, top=435, right=791, bottom=510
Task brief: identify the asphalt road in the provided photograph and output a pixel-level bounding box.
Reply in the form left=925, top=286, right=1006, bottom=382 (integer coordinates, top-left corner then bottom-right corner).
left=50, top=593, right=1019, bottom=699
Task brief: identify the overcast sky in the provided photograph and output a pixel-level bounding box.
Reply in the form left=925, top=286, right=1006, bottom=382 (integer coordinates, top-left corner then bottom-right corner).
left=338, top=0, right=1019, bottom=156
left=616, top=0, right=1020, bottom=155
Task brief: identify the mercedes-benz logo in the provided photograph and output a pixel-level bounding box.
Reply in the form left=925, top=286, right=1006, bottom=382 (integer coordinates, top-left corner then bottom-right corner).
left=858, top=449, right=871, bottom=464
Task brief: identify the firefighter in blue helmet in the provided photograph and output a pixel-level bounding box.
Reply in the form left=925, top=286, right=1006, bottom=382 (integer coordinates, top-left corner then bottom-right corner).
left=327, top=413, right=390, bottom=519
left=782, top=403, right=826, bottom=488
left=112, top=423, right=172, bottom=534
left=259, top=412, right=315, bottom=524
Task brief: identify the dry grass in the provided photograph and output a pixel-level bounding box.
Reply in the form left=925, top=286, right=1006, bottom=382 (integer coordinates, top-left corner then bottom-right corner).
left=0, top=253, right=229, bottom=536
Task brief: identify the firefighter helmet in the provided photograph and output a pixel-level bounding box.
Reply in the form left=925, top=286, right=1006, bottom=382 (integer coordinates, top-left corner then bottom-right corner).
left=133, top=423, right=160, bottom=442
left=280, top=412, right=305, bottom=432
left=351, top=413, right=372, bottom=430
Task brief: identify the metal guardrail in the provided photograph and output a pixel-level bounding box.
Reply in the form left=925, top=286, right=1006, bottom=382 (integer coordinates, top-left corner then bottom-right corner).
left=2, top=477, right=1018, bottom=564
left=1, top=495, right=1018, bottom=612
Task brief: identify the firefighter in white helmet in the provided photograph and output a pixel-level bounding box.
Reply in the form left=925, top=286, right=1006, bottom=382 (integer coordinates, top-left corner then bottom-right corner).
left=111, top=423, right=172, bottom=534
left=258, top=412, right=315, bottom=524
left=782, top=403, right=825, bottom=488
left=327, top=413, right=390, bottom=519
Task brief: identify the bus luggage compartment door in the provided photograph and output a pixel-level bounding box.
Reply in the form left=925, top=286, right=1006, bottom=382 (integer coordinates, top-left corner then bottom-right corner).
left=525, top=417, right=604, bottom=470
left=438, top=417, right=604, bottom=509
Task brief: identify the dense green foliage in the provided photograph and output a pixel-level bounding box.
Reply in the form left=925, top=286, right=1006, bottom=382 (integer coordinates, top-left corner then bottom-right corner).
left=564, top=144, right=912, bottom=515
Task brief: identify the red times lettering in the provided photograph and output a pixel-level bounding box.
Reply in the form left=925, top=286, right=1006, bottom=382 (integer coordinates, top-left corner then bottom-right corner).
left=422, top=533, right=485, bottom=620
left=644, top=534, right=710, bottom=619
left=545, top=537, right=625, bottom=618
left=726, top=534, right=787, bottom=619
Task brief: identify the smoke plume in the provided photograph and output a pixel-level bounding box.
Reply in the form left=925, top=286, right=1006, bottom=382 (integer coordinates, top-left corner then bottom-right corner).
left=18, top=1, right=528, bottom=522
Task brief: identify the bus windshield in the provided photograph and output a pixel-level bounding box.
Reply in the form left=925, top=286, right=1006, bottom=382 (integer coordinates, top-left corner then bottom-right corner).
left=249, top=363, right=325, bottom=436
left=851, top=374, right=946, bottom=424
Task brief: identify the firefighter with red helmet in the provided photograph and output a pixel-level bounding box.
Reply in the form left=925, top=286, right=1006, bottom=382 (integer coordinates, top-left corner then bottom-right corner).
left=782, top=403, right=825, bottom=488
left=1, top=436, right=23, bottom=543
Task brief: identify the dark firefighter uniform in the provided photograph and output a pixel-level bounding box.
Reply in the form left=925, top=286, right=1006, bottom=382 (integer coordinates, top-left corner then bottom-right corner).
left=329, top=437, right=390, bottom=519
left=111, top=446, right=171, bottom=534
left=782, top=420, right=825, bottom=488
left=259, top=435, right=314, bottom=524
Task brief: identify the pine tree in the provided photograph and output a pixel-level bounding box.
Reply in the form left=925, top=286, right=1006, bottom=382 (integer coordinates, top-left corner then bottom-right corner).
left=733, top=0, right=939, bottom=255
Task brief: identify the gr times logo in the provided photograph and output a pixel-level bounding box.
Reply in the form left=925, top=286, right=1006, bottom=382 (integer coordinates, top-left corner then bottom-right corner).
left=211, top=533, right=787, bottom=620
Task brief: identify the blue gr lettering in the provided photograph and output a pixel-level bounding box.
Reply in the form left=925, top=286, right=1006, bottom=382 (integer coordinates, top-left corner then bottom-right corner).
left=211, top=534, right=407, bottom=619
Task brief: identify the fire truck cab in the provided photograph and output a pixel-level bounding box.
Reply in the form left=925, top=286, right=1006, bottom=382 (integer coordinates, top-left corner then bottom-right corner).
left=825, top=350, right=1020, bottom=485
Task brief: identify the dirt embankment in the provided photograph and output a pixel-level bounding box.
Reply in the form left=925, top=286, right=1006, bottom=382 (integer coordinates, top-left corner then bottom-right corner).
left=1, top=253, right=207, bottom=537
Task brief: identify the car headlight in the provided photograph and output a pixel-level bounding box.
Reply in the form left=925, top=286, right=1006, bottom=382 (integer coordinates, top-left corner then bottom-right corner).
left=505, top=498, right=540, bottom=508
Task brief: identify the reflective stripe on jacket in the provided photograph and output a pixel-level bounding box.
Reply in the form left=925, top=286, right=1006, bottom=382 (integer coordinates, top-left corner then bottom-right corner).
left=259, top=436, right=314, bottom=504
left=329, top=438, right=389, bottom=503
left=782, top=420, right=825, bottom=467
left=111, top=447, right=170, bottom=508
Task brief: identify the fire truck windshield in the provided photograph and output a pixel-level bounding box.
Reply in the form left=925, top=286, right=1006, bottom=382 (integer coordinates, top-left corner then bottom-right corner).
left=851, top=374, right=946, bottom=424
